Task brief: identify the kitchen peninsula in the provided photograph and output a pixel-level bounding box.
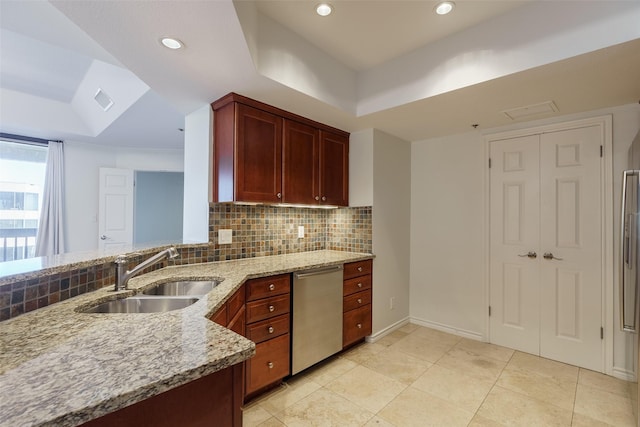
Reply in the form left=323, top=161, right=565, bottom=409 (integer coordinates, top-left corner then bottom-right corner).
left=0, top=249, right=373, bottom=426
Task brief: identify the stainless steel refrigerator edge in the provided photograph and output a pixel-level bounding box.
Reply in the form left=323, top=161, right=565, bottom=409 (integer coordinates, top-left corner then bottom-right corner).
left=291, top=265, right=344, bottom=375
left=620, top=129, right=640, bottom=426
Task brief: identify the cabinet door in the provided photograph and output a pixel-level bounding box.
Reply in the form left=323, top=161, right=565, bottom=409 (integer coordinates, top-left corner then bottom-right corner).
left=283, top=120, right=319, bottom=204
left=319, top=131, right=349, bottom=206
left=235, top=104, right=283, bottom=203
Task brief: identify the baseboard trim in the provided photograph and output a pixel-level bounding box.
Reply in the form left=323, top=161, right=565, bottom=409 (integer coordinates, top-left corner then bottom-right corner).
left=612, top=366, right=636, bottom=382
left=409, top=317, right=484, bottom=341
left=366, top=317, right=410, bottom=343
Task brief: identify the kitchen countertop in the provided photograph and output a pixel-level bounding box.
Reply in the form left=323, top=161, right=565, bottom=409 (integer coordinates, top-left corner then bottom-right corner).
left=0, top=250, right=373, bottom=427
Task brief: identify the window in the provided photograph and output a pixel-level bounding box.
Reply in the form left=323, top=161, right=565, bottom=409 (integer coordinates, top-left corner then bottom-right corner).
left=0, top=138, right=47, bottom=262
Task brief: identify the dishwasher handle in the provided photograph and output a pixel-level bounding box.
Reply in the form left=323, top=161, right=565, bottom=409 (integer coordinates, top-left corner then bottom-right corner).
left=294, top=265, right=343, bottom=279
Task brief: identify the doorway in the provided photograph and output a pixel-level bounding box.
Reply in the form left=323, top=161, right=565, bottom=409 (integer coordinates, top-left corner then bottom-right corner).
left=488, top=117, right=611, bottom=372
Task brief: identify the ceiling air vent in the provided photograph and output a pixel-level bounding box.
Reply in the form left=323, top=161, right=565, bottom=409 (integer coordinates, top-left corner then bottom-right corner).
left=502, top=101, right=558, bottom=121
left=94, top=88, right=114, bottom=112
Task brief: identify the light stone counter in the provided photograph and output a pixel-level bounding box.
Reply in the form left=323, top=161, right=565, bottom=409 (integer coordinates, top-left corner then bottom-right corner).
left=0, top=250, right=373, bottom=427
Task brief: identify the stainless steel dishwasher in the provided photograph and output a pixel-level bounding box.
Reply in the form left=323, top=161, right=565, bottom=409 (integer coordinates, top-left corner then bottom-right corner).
left=291, top=264, right=343, bottom=375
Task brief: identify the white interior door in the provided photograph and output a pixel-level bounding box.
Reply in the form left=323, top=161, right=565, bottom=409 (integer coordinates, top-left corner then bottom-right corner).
left=539, top=126, right=603, bottom=371
left=98, top=168, right=133, bottom=251
left=489, top=135, right=541, bottom=355
left=490, top=125, right=603, bottom=371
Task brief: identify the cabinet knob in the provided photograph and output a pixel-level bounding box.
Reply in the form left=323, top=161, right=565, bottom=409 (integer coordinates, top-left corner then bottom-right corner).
left=357, top=298, right=362, bottom=304
left=267, top=362, right=274, bottom=369
left=315, top=196, right=320, bottom=201
left=269, top=284, right=275, bottom=291
left=276, top=192, right=282, bottom=199
left=358, top=266, right=363, bottom=272
left=322, top=196, right=327, bottom=201
left=357, top=283, right=362, bottom=288
left=357, top=323, right=362, bottom=329
left=268, top=305, right=275, bottom=312
left=268, top=326, right=274, bottom=334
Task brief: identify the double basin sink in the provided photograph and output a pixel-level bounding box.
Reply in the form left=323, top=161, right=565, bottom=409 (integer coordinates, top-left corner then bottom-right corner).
left=81, top=280, right=220, bottom=314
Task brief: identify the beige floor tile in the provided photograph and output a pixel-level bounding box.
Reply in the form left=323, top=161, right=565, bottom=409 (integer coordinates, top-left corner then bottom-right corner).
left=389, top=333, right=453, bottom=363
left=377, top=387, right=474, bottom=427
left=275, top=388, right=374, bottom=427
left=361, top=347, right=431, bottom=384
left=242, top=404, right=272, bottom=427
left=507, top=351, right=579, bottom=382
left=468, top=414, right=506, bottom=426
left=364, top=416, right=396, bottom=426
left=376, top=330, right=409, bottom=347
left=412, top=364, right=495, bottom=412
left=300, top=356, right=358, bottom=386
left=398, top=323, right=419, bottom=334
left=477, top=386, right=573, bottom=426
left=325, top=365, right=406, bottom=413
left=497, top=366, right=577, bottom=410
left=571, top=412, right=619, bottom=427
left=579, top=368, right=633, bottom=398
left=436, top=347, right=507, bottom=382
left=410, top=326, right=463, bottom=347
left=257, top=418, right=285, bottom=427
left=574, top=383, right=635, bottom=427
left=258, top=375, right=322, bottom=415
left=341, top=342, right=386, bottom=364
left=455, top=338, right=515, bottom=362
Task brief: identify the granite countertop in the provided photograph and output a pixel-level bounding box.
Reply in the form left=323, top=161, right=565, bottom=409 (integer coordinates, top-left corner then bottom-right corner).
left=0, top=250, right=373, bottom=427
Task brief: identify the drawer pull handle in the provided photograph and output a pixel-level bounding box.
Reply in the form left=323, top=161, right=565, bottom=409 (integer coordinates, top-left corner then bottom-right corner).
left=357, top=298, right=362, bottom=304
left=268, top=305, right=275, bottom=312
left=358, top=266, right=363, bottom=272
left=268, top=362, right=274, bottom=369
left=357, top=323, right=362, bottom=329
left=357, top=283, right=362, bottom=288
left=268, top=326, right=274, bottom=334
left=269, top=284, right=275, bottom=291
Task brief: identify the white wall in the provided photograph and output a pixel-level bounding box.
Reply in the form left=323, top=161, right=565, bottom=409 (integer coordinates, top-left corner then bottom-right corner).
left=410, top=131, right=486, bottom=339
left=350, top=129, right=411, bottom=336
left=410, top=103, right=640, bottom=373
left=182, top=105, right=212, bottom=244
left=63, top=140, right=184, bottom=253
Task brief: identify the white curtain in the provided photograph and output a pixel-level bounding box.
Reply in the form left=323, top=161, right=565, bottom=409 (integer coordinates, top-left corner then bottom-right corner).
left=35, top=141, right=65, bottom=257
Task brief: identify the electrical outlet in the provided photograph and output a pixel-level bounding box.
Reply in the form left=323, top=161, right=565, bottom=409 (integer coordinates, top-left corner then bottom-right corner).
left=218, top=229, right=233, bottom=244
left=390, top=297, right=395, bottom=310
left=298, top=225, right=305, bottom=238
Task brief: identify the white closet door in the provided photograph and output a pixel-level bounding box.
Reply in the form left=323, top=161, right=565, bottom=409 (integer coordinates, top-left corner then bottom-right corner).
left=489, top=135, right=541, bottom=354
left=539, top=126, right=603, bottom=371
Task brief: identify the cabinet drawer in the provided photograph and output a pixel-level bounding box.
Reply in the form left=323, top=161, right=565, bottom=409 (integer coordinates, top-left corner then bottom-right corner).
left=343, top=305, right=372, bottom=348
left=246, top=294, right=290, bottom=323
left=246, top=274, right=291, bottom=301
left=246, top=314, right=290, bottom=344
left=343, top=259, right=372, bottom=279
left=343, top=290, right=371, bottom=312
left=343, top=275, right=372, bottom=296
left=246, top=334, right=290, bottom=395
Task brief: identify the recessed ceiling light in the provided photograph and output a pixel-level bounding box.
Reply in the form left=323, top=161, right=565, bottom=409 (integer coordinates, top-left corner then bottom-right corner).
left=161, top=37, right=183, bottom=50
left=316, top=3, right=332, bottom=16
left=434, top=1, right=455, bottom=15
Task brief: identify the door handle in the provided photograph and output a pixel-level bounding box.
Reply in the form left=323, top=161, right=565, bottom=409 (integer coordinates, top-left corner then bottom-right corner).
left=100, top=235, right=107, bottom=240
left=543, top=252, right=563, bottom=261
left=518, top=251, right=537, bottom=259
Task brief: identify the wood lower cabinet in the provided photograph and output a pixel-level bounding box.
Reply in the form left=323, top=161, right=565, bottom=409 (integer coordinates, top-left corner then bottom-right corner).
left=212, top=93, right=349, bottom=206
left=244, top=274, right=291, bottom=397
left=343, top=260, right=373, bottom=348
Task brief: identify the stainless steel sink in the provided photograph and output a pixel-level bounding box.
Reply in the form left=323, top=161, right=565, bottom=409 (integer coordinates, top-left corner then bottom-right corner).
left=81, top=296, right=200, bottom=313
left=142, top=280, right=220, bottom=296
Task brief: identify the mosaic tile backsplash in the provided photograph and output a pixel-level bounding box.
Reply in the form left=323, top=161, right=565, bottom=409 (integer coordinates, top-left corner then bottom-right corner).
left=1, top=205, right=371, bottom=320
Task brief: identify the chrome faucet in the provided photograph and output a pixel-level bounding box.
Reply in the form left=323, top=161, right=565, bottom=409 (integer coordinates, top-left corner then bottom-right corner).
left=114, top=247, right=179, bottom=291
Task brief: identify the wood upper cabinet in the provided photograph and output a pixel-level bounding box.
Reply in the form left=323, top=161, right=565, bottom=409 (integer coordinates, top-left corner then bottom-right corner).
left=212, top=93, right=349, bottom=206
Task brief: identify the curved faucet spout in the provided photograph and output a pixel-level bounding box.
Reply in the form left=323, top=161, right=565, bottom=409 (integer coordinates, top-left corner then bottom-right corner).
left=114, top=247, right=179, bottom=291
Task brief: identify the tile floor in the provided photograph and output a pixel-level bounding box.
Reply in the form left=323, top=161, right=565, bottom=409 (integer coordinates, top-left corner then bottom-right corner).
left=242, top=324, right=636, bottom=427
